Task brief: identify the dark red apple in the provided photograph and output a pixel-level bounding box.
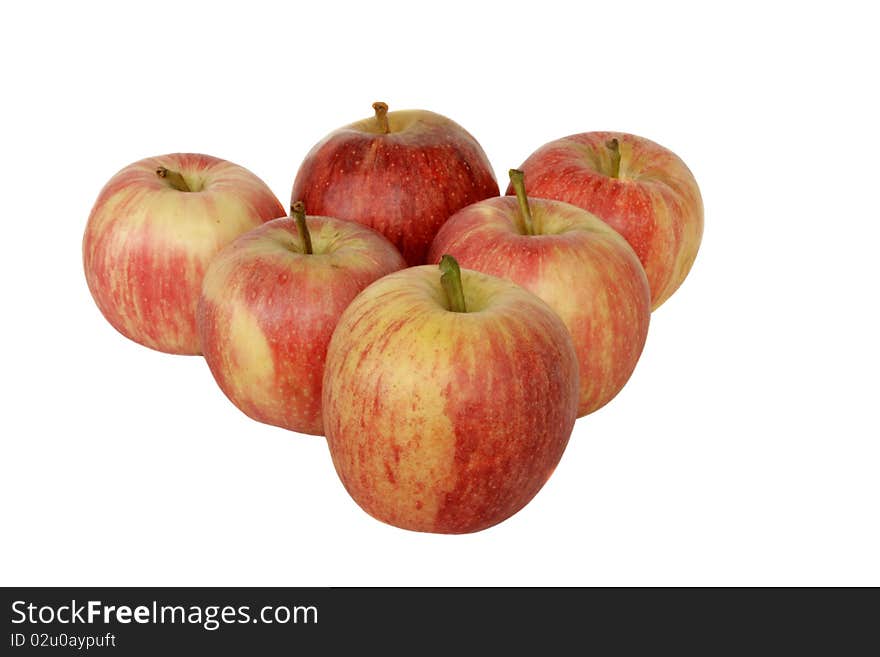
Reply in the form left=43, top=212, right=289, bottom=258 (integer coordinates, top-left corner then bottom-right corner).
left=291, top=102, right=499, bottom=265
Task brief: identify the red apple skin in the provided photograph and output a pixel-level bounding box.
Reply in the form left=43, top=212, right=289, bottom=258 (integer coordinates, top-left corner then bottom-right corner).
left=197, top=215, right=405, bottom=435
left=428, top=197, right=650, bottom=416
left=510, top=132, right=703, bottom=309
left=322, top=266, right=579, bottom=533
left=291, top=107, right=499, bottom=266
left=83, top=153, right=285, bottom=354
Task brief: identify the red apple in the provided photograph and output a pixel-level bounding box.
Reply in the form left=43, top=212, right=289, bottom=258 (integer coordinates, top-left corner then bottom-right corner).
left=197, top=203, right=406, bottom=435
left=429, top=170, right=651, bottom=416
left=291, top=102, right=499, bottom=266
left=83, top=153, right=285, bottom=354
left=510, top=132, right=703, bottom=309
left=322, top=256, right=579, bottom=533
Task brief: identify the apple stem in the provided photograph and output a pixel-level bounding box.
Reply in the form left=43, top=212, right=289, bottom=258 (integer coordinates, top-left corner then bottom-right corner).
left=508, top=169, right=535, bottom=236
left=372, top=101, right=390, bottom=134
left=439, top=255, right=467, bottom=313
left=155, top=166, right=191, bottom=192
left=291, top=201, right=313, bottom=255
left=606, top=138, right=621, bottom=178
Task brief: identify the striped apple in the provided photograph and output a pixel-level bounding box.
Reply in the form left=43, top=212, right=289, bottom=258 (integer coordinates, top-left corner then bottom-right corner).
left=83, top=153, right=284, bottom=354
left=291, top=102, right=499, bottom=266
left=429, top=170, right=651, bottom=416
left=322, top=257, right=579, bottom=533
left=197, top=203, right=406, bottom=435
left=511, top=132, right=703, bottom=309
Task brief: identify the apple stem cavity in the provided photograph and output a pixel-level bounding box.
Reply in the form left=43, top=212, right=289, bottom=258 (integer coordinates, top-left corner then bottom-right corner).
left=508, top=169, right=535, bottom=236
left=605, top=138, right=621, bottom=178
left=155, top=166, right=191, bottom=192
left=291, top=201, right=313, bottom=255
left=439, top=255, right=467, bottom=313
left=372, top=101, right=391, bottom=134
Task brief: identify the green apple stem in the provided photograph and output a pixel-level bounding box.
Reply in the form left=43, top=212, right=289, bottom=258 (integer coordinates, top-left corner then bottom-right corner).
left=508, top=169, right=535, bottom=236
left=155, top=166, right=191, bottom=192
left=605, top=138, right=621, bottom=178
left=439, top=255, right=467, bottom=313
left=291, top=201, right=313, bottom=255
left=372, top=101, right=390, bottom=134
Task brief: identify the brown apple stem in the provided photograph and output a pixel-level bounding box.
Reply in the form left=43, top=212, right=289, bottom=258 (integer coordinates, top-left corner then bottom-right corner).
left=291, top=201, right=313, bottom=255
left=372, top=101, right=390, bottom=134
left=508, top=169, right=535, bottom=236
left=606, top=138, right=621, bottom=178
left=439, top=255, right=467, bottom=313
left=155, top=166, right=191, bottom=192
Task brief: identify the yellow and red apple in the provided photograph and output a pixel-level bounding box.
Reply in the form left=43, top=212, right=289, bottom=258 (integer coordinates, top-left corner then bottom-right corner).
left=430, top=170, right=651, bottom=416
left=511, top=132, right=703, bottom=309
left=291, top=102, right=499, bottom=266
left=198, top=203, right=406, bottom=435
left=83, top=153, right=284, bottom=354
left=322, top=257, right=579, bottom=533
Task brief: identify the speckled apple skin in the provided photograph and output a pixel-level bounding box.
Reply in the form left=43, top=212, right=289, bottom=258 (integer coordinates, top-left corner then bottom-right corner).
left=291, top=109, right=499, bottom=266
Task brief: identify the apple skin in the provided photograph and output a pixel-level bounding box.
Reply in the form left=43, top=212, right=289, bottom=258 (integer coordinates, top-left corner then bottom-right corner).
left=197, top=214, right=405, bottom=435
left=83, top=153, right=285, bottom=354
left=428, top=197, right=650, bottom=416
left=322, top=265, right=579, bottom=533
left=510, top=132, right=703, bottom=309
left=291, top=106, right=499, bottom=266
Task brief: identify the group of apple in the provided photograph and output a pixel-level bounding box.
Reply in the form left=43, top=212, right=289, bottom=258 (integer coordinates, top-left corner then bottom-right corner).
left=83, top=102, right=703, bottom=534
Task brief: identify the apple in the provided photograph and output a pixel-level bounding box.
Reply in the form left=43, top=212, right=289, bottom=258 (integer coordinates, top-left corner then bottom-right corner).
left=197, top=202, right=406, bottom=435
left=83, top=153, right=285, bottom=354
left=322, top=256, right=579, bottom=533
left=429, top=170, right=651, bottom=416
left=510, top=132, right=703, bottom=309
left=291, top=101, right=499, bottom=266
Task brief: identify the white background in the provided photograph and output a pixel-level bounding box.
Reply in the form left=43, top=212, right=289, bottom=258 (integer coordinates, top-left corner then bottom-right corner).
left=1, top=1, right=878, bottom=586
